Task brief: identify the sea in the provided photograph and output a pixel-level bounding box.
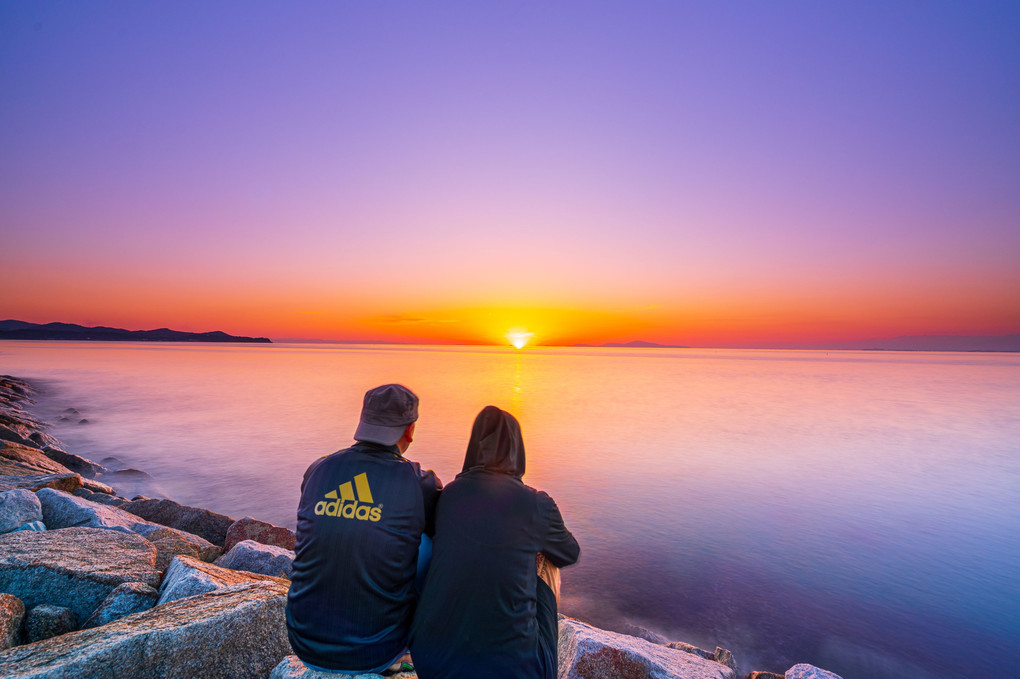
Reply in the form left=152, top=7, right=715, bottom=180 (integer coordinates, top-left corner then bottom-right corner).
left=2, top=341, right=1018, bottom=678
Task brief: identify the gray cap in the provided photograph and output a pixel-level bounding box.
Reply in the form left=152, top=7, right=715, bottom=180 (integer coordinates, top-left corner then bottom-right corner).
left=354, top=384, right=419, bottom=446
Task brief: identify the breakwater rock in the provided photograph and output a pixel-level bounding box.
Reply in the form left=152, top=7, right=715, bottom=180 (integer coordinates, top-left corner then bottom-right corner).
left=0, top=375, right=844, bottom=678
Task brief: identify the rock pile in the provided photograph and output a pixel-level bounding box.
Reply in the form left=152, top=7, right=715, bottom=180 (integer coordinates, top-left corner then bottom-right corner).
left=0, top=375, right=845, bottom=678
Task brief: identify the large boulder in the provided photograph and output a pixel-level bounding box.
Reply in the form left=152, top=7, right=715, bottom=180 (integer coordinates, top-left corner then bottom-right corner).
left=216, top=539, right=294, bottom=578
left=36, top=487, right=141, bottom=534
left=270, top=654, right=416, bottom=678
left=36, top=488, right=219, bottom=564
left=120, top=497, right=235, bottom=546
left=40, top=446, right=107, bottom=478
left=0, top=593, right=25, bottom=650
left=558, top=617, right=737, bottom=679
left=0, top=424, right=35, bottom=448
left=158, top=554, right=289, bottom=605
left=83, top=582, right=158, bottom=629
left=145, top=526, right=222, bottom=571
left=224, top=516, right=297, bottom=552
left=0, top=581, right=292, bottom=679
left=25, top=431, right=61, bottom=451
left=24, top=604, right=76, bottom=643
left=0, top=441, right=72, bottom=476
left=0, top=489, right=43, bottom=534
left=786, top=664, right=843, bottom=679
left=0, top=473, right=82, bottom=494
left=0, top=527, right=159, bottom=624
left=81, top=477, right=116, bottom=494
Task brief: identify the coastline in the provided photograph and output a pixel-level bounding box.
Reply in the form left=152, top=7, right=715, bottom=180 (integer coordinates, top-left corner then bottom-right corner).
left=0, top=374, right=842, bottom=679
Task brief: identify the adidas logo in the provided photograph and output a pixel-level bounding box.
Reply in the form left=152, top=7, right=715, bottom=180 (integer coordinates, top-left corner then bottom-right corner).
left=314, top=472, right=383, bottom=522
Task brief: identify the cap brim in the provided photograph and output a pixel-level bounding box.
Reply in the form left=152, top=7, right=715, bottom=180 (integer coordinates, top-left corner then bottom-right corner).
left=354, top=421, right=406, bottom=446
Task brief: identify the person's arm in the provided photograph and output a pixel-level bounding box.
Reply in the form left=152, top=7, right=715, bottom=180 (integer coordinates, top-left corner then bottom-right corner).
left=417, top=466, right=443, bottom=537
left=538, top=491, right=580, bottom=568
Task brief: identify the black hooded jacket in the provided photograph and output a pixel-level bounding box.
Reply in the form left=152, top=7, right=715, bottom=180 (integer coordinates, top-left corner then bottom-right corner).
left=409, top=406, right=580, bottom=679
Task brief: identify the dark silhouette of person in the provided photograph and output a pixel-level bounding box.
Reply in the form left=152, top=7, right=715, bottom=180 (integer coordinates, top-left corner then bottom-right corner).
left=287, top=384, right=441, bottom=674
left=410, top=405, right=580, bottom=679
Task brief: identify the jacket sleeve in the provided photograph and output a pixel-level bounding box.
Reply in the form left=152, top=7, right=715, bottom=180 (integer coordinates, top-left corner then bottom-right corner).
left=418, top=466, right=444, bottom=538
left=537, top=491, right=580, bottom=568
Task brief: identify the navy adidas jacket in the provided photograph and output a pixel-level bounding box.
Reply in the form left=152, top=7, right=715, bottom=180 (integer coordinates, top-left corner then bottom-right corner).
left=286, top=441, right=442, bottom=672
left=409, top=407, right=580, bottom=679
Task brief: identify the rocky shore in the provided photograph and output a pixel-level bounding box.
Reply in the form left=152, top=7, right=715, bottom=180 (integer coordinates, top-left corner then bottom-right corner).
left=0, top=375, right=844, bottom=679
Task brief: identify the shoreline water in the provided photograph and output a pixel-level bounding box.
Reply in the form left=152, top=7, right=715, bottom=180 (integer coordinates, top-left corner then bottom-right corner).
left=0, top=372, right=851, bottom=678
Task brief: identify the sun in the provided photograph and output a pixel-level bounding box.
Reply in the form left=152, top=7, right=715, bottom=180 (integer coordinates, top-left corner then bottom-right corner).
left=505, top=329, right=534, bottom=349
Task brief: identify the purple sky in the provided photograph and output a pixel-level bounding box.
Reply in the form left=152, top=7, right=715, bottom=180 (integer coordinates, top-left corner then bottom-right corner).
left=2, top=2, right=1018, bottom=345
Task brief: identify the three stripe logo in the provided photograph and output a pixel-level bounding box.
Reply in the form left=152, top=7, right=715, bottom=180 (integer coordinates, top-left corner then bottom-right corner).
left=314, top=472, right=383, bottom=522
left=324, top=472, right=374, bottom=504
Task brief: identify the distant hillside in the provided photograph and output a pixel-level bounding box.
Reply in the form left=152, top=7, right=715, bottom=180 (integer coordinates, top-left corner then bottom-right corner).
left=0, top=320, right=271, bottom=343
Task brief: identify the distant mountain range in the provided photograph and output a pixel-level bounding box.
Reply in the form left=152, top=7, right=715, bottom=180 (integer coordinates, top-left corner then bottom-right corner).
left=0, top=320, right=271, bottom=343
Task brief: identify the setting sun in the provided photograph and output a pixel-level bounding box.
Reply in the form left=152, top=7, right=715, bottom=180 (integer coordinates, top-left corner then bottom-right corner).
left=506, top=329, right=534, bottom=349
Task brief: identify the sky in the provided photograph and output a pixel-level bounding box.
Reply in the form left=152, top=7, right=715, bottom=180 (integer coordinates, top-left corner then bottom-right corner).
left=2, top=1, right=1018, bottom=347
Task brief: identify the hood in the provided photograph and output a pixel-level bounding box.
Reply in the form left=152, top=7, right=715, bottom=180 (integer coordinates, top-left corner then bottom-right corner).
left=461, top=405, right=525, bottom=478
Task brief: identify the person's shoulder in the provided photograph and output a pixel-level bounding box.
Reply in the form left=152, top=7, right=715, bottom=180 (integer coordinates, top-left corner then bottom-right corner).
left=301, top=446, right=355, bottom=484
left=530, top=486, right=562, bottom=510
left=401, top=457, right=443, bottom=487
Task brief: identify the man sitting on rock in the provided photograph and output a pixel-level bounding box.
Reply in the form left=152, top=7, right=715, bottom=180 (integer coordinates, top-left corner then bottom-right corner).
left=286, top=384, right=442, bottom=674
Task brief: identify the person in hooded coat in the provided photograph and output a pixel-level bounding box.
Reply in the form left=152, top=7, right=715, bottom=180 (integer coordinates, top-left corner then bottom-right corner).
left=409, top=406, right=580, bottom=679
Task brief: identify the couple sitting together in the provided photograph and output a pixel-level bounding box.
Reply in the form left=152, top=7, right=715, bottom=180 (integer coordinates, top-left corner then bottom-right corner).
left=286, top=384, right=581, bottom=679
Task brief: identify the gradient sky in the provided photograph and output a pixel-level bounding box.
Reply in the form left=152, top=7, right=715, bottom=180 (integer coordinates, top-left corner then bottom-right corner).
left=2, top=2, right=1018, bottom=346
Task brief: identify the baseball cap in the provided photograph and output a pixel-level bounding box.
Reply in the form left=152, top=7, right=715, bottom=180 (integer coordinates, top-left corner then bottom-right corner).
left=354, top=384, right=419, bottom=446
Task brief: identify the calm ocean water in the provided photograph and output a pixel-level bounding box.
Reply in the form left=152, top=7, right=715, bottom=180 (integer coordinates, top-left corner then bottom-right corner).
left=2, top=341, right=1018, bottom=678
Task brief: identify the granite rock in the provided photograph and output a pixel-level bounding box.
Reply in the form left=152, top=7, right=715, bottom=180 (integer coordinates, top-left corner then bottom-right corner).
left=786, top=665, right=842, bottom=679
left=145, top=526, right=222, bottom=571
left=121, top=497, right=236, bottom=546
left=89, top=492, right=128, bottom=507
left=82, top=581, right=159, bottom=629
left=0, top=424, right=36, bottom=448
left=26, top=431, right=61, bottom=450
left=40, top=446, right=108, bottom=478
left=24, top=604, right=76, bottom=643
left=0, top=581, right=293, bottom=679
left=0, top=526, right=159, bottom=624
left=622, top=622, right=671, bottom=644
left=37, top=487, right=148, bottom=534
left=0, top=489, right=43, bottom=534
left=714, top=648, right=735, bottom=671
left=0, top=441, right=74, bottom=477
left=216, top=539, right=294, bottom=578
left=224, top=515, right=297, bottom=552
left=0, top=592, right=25, bottom=650
left=270, top=654, right=416, bottom=678
left=558, top=617, right=737, bottom=679
left=10, top=521, right=45, bottom=533
left=158, top=554, right=289, bottom=605
left=666, top=641, right=716, bottom=660
left=0, top=473, right=82, bottom=494
left=80, top=478, right=116, bottom=494
left=36, top=488, right=219, bottom=563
